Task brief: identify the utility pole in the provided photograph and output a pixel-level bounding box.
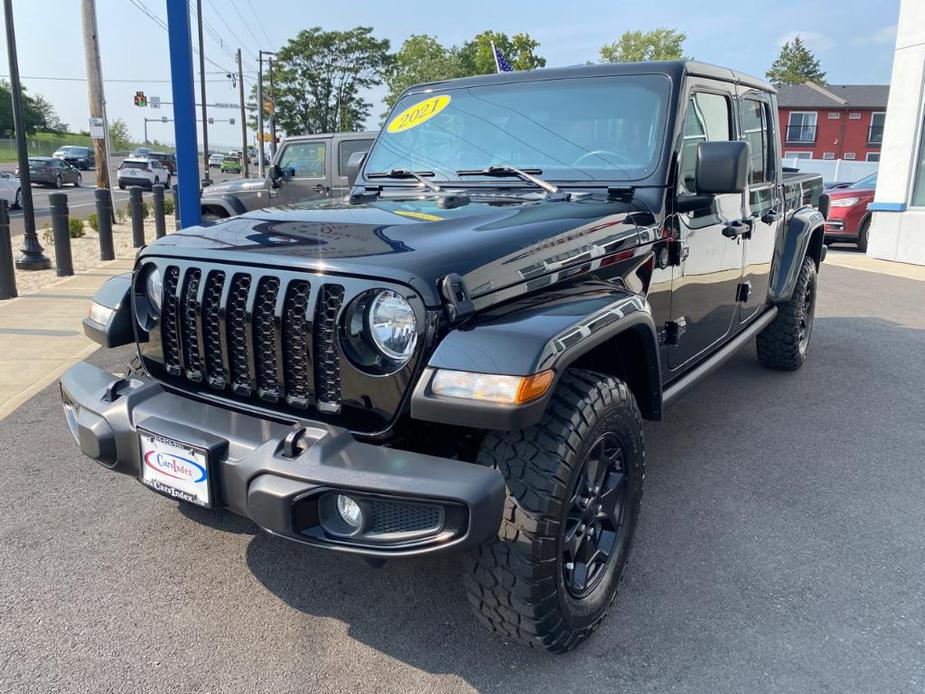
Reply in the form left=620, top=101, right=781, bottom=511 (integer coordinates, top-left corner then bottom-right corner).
left=196, top=0, right=210, bottom=185
left=236, top=49, right=249, bottom=178
left=256, top=51, right=264, bottom=176
left=268, top=56, right=277, bottom=159
left=80, top=0, right=111, bottom=191
left=4, top=0, right=48, bottom=270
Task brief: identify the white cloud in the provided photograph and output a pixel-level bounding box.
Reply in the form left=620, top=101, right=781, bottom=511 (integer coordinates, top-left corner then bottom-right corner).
left=855, top=24, right=898, bottom=46
left=776, top=31, right=834, bottom=52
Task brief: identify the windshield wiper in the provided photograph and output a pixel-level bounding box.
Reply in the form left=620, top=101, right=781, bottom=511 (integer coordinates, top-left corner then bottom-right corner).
left=367, top=168, right=442, bottom=193
left=456, top=164, right=559, bottom=195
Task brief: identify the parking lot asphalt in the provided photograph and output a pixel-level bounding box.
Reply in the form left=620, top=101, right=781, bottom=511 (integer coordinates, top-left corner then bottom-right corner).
left=0, top=261, right=923, bottom=693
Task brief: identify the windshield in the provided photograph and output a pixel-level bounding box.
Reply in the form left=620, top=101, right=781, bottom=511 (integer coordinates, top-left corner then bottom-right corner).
left=848, top=172, right=877, bottom=190
left=366, top=74, right=670, bottom=183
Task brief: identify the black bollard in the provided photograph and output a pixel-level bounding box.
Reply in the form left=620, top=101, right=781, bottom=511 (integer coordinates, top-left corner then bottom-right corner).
left=152, top=184, right=166, bottom=239
left=171, top=183, right=180, bottom=231
left=129, top=186, right=145, bottom=248
left=0, top=199, right=17, bottom=299
left=49, top=192, right=74, bottom=277
left=94, top=188, right=114, bottom=261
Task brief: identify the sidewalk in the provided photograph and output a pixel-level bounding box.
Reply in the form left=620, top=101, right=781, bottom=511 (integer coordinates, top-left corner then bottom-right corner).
left=0, top=257, right=134, bottom=419
left=825, top=249, right=925, bottom=282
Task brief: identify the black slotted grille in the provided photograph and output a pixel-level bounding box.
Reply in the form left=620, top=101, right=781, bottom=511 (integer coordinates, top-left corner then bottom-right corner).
left=314, top=284, right=345, bottom=411
left=253, top=276, right=281, bottom=401
left=201, top=271, right=226, bottom=388
left=282, top=280, right=312, bottom=406
left=181, top=268, right=202, bottom=381
left=227, top=273, right=252, bottom=394
left=160, top=266, right=181, bottom=375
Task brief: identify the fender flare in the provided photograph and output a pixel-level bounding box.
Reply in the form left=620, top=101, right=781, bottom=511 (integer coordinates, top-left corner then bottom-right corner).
left=768, top=206, right=825, bottom=304
left=411, top=286, right=662, bottom=430
left=200, top=194, right=246, bottom=219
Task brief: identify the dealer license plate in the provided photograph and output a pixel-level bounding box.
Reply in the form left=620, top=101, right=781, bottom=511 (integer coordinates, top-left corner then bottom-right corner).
left=139, top=432, right=211, bottom=507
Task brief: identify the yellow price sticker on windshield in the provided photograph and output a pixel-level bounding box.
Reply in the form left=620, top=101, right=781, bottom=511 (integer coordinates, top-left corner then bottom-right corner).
left=387, top=95, right=451, bottom=133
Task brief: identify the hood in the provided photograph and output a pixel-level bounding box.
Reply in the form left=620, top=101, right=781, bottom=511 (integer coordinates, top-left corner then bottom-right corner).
left=146, top=193, right=650, bottom=308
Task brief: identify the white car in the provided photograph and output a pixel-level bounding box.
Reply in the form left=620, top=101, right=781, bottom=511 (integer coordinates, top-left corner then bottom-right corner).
left=0, top=171, right=21, bottom=209
left=208, top=152, right=224, bottom=168
left=117, top=157, right=171, bottom=190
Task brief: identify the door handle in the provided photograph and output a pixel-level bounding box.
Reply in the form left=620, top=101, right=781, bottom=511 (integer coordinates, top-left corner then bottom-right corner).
left=760, top=208, right=781, bottom=224
left=722, top=218, right=753, bottom=239
left=313, top=184, right=328, bottom=192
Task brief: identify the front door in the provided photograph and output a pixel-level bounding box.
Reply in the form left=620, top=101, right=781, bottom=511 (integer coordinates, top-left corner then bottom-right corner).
left=274, top=138, right=331, bottom=205
left=668, top=85, right=745, bottom=370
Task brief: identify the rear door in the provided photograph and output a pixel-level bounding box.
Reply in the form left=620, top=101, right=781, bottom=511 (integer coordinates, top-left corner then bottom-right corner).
left=274, top=137, right=332, bottom=205
left=668, top=82, right=746, bottom=370
left=331, top=136, right=374, bottom=197
left=736, top=88, right=779, bottom=323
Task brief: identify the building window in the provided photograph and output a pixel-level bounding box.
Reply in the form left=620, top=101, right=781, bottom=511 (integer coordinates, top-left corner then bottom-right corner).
left=869, top=112, right=886, bottom=144
left=784, top=151, right=813, bottom=159
left=844, top=152, right=856, bottom=160
left=823, top=152, right=835, bottom=160
left=828, top=111, right=841, bottom=119
left=849, top=112, right=862, bottom=120
left=866, top=152, right=880, bottom=162
left=786, top=111, right=817, bottom=143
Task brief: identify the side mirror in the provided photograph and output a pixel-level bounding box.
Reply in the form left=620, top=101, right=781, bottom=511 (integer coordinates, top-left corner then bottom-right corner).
left=346, top=150, right=368, bottom=187
left=695, top=140, right=749, bottom=195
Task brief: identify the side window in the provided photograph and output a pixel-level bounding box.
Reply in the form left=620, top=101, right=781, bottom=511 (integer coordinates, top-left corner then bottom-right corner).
left=738, top=99, right=771, bottom=184
left=278, top=142, right=327, bottom=179
left=680, top=92, right=731, bottom=193
left=338, top=139, right=372, bottom=177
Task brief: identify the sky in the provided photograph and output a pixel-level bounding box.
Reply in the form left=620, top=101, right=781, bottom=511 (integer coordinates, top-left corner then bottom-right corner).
left=0, top=0, right=901, bottom=149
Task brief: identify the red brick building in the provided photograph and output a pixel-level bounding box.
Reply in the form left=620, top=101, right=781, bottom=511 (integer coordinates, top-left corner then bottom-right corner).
left=776, top=83, right=889, bottom=162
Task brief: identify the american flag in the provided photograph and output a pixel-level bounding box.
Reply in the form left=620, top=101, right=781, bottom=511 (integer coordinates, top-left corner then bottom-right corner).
left=491, top=41, right=514, bottom=73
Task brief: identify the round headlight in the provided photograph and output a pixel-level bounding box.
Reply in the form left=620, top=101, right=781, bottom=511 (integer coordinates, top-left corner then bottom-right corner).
left=144, top=266, right=163, bottom=315
left=367, top=290, right=417, bottom=361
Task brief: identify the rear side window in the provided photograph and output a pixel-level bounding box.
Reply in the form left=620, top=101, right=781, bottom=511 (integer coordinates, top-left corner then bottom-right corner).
left=680, top=92, right=731, bottom=193
left=338, top=139, right=372, bottom=177
left=738, top=99, right=771, bottom=184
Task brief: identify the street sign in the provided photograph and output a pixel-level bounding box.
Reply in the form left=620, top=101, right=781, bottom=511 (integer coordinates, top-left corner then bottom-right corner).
left=208, top=117, right=214, bottom=124
left=88, top=117, right=105, bottom=139
left=212, top=102, right=237, bottom=109
left=150, top=96, right=161, bottom=109
left=133, top=90, right=147, bottom=107
left=229, top=117, right=235, bottom=125
left=161, top=116, right=168, bottom=123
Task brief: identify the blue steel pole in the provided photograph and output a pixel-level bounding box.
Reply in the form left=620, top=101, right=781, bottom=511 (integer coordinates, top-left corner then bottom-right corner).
left=164, top=0, right=201, bottom=228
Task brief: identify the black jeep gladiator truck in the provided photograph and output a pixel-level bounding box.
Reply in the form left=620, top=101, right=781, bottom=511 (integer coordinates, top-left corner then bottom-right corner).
left=61, top=61, right=825, bottom=653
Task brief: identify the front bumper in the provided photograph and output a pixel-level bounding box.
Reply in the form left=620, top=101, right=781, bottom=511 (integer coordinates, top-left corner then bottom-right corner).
left=59, top=361, right=505, bottom=558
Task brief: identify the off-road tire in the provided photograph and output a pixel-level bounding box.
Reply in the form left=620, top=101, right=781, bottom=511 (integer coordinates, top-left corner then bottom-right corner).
left=756, top=256, right=817, bottom=371
left=857, top=217, right=870, bottom=252
left=463, top=369, right=645, bottom=653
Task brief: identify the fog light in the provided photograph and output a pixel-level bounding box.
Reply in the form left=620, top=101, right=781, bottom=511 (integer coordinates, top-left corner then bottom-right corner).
left=336, top=494, right=363, bottom=528
left=63, top=401, right=80, bottom=443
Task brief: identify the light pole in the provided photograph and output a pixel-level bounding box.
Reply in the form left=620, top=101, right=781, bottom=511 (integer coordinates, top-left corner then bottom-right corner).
left=4, top=0, right=49, bottom=270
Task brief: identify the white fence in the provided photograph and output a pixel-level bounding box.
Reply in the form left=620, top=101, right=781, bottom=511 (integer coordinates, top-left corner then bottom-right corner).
left=781, top=157, right=878, bottom=183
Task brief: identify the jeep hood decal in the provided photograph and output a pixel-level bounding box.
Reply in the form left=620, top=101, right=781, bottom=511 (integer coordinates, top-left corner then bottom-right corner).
left=148, top=195, right=647, bottom=307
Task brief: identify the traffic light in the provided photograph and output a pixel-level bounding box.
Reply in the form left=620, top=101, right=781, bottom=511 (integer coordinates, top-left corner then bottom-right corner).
left=133, top=90, right=147, bottom=107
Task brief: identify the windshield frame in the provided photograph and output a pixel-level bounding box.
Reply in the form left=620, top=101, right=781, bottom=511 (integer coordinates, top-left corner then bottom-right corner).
left=362, top=73, right=673, bottom=189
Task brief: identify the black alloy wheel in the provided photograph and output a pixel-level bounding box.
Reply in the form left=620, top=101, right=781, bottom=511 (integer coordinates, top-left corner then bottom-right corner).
left=562, top=432, right=629, bottom=598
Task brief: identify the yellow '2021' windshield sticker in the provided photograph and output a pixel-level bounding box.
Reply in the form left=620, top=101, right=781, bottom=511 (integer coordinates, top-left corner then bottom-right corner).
left=387, top=95, right=451, bottom=133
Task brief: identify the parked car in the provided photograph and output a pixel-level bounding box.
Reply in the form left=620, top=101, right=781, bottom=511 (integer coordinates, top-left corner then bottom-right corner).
left=130, top=147, right=152, bottom=159
left=208, top=152, right=224, bottom=168
left=220, top=156, right=242, bottom=174
left=200, top=131, right=376, bottom=220
left=19, top=156, right=81, bottom=188
left=52, top=145, right=95, bottom=170
left=63, top=60, right=826, bottom=653
left=147, top=152, right=176, bottom=175
left=820, top=171, right=877, bottom=251
left=0, top=171, right=21, bottom=209
left=117, top=157, right=170, bottom=190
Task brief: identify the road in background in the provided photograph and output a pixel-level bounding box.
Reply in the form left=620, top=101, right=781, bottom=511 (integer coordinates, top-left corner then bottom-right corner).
left=0, top=262, right=923, bottom=692
left=0, top=156, right=244, bottom=237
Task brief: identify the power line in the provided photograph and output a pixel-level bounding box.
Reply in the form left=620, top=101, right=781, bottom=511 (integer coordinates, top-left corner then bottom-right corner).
left=1, top=74, right=235, bottom=84
left=244, top=0, right=273, bottom=47
left=204, top=0, right=257, bottom=63
left=229, top=0, right=262, bottom=47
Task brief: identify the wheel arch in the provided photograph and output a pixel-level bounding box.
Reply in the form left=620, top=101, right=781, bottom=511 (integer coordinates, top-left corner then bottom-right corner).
left=768, top=206, right=825, bottom=303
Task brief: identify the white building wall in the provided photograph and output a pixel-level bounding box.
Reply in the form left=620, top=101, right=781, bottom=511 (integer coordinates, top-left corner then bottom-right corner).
left=867, top=0, right=925, bottom=265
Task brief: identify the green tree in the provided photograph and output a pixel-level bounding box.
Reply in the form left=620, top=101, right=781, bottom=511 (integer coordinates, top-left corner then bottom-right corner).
left=458, top=31, right=546, bottom=75
left=31, top=95, right=66, bottom=132
left=383, top=35, right=462, bottom=110
left=766, top=35, right=826, bottom=86
left=599, top=28, right=687, bottom=63
left=265, top=26, right=391, bottom=135
left=108, top=118, right=131, bottom=151
left=0, top=80, right=49, bottom=137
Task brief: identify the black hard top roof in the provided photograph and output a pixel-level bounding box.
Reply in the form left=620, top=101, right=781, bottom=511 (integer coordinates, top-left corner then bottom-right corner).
left=406, top=60, right=774, bottom=95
